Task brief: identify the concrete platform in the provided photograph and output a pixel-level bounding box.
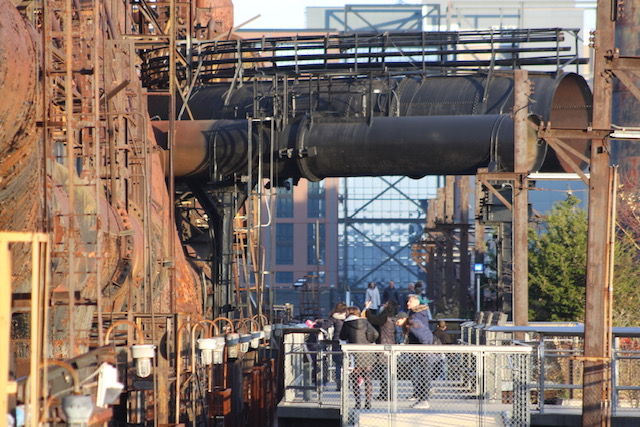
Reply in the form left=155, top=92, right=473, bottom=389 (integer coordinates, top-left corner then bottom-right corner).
left=357, top=412, right=505, bottom=426
left=277, top=398, right=640, bottom=426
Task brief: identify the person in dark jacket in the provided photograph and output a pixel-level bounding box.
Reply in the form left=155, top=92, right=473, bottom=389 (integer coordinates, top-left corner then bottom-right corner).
left=382, top=280, right=400, bottom=306
left=319, top=301, right=348, bottom=390
left=406, top=294, right=433, bottom=342
left=396, top=294, right=436, bottom=409
left=432, top=320, right=452, bottom=380
left=365, top=301, right=398, bottom=400
left=433, top=320, right=453, bottom=345
left=340, top=306, right=378, bottom=410
left=365, top=300, right=399, bottom=345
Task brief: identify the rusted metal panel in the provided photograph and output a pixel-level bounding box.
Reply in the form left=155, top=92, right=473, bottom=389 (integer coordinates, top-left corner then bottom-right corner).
left=195, top=0, right=234, bottom=39
left=0, top=0, right=43, bottom=301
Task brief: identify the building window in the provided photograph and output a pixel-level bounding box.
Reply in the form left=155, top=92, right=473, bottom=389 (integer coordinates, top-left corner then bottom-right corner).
left=276, top=181, right=294, bottom=218
left=307, top=181, right=325, bottom=218
left=307, top=222, right=325, bottom=265
left=276, top=271, right=294, bottom=284
left=276, top=223, right=294, bottom=264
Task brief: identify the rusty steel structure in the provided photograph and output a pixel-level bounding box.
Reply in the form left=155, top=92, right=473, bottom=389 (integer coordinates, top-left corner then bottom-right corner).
left=0, top=0, right=637, bottom=425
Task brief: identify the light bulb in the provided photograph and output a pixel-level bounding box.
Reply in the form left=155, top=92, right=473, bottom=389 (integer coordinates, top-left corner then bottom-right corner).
left=198, top=338, right=217, bottom=366
left=136, top=358, right=152, bottom=378
left=131, top=344, right=156, bottom=378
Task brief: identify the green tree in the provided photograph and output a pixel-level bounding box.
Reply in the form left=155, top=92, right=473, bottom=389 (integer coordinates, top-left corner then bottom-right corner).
left=528, top=194, right=587, bottom=322
left=611, top=185, right=640, bottom=327
left=528, top=190, right=640, bottom=326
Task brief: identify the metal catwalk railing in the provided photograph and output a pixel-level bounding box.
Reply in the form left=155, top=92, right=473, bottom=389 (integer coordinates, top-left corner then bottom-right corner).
left=281, top=330, right=532, bottom=426
left=141, top=28, right=586, bottom=88
left=462, top=321, right=640, bottom=415
left=280, top=327, right=640, bottom=426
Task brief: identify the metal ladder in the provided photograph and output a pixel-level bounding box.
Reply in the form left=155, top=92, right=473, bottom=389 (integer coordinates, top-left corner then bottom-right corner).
left=43, top=0, right=105, bottom=357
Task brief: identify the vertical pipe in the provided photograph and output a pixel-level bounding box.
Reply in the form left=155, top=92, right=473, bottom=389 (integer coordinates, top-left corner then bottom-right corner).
left=0, top=238, right=10, bottom=424
left=458, top=176, right=471, bottom=314
left=246, top=119, right=254, bottom=319
left=427, top=246, right=436, bottom=303
left=315, top=220, right=321, bottom=315
left=41, top=238, right=51, bottom=423
left=168, top=0, right=177, bottom=315
left=92, top=1, right=104, bottom=348
left=256, top=119, right=265, bottom=319
left=64, top=0, right=76, bottom=359
left=513, top=69, right=530, bottom=331
left=29, top=235, right=42, bottom=426
left=475, top=275, right=481, bottom=313
left=342, top=178, right=349, bottom=301
left=606, top=167, right=617, bottom=406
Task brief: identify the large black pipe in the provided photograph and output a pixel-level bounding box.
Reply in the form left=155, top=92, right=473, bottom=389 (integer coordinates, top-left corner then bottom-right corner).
left=296, top=114, right=543, bottom=180
left=150, top=72, right=591, bottom=179
left=153, top=113, right=543, bottom=180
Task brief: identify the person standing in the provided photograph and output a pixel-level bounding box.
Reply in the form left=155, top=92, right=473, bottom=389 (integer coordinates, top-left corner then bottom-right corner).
left=319, top=302, right=348, bottom=390
left=364, top=301, right=399, bottom=400
left=396, top=294, right=436, bottom=409
left=432, top=320, right=453, bottom=380
left=433, top=320, right=453, bottom=345
left=340, top=306, right=379, bottom=410
left=403, top=283, right=415, bottom=310
left=413, top=283, right=432, bottom=319
left=382, top=280, right=400, bottom=306
left=404, top=294, right=433, bottom=345
left=364, top=281, right=381, bottom=311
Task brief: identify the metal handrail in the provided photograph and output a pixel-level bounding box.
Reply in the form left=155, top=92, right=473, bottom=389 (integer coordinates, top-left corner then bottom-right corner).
left=140, top=28, right=587, bottom=87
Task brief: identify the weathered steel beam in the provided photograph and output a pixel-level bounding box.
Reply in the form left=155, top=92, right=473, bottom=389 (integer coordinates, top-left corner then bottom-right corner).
left=582, top=0, right=615, bottom=425
left=513, top=70, right=530, bottom=330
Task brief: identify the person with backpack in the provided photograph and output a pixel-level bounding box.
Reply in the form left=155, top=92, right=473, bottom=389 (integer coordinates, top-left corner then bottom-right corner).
left=340, top=306, right=379, bottom=410
left=364, top=300, right=399, bottom=400
left=318, top=301, right=348, bottom=390
left=395, top=294, right=437, bottom=409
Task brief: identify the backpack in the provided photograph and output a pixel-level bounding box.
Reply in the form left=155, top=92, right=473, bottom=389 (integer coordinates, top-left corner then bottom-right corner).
left=365, top=323, right=379, bottom=343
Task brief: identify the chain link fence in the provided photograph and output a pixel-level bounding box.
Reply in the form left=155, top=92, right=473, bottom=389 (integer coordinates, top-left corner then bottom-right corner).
left=280, top=327, right=640, bottom=425
left=478, top=324, right=640, bottom=414
left=281, top=328, right=344, bottom=407
left=340, top=344, right=531, bottom=426
left=280, top=329, right=532, bottom=426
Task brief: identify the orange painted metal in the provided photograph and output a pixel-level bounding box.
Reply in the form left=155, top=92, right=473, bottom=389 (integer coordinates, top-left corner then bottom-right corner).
left=0, top=0, right=43, bottom=292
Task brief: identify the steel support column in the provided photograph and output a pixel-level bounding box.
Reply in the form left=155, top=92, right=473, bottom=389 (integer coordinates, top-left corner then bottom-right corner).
left=513, top=70, right=530, bottom=330
left=445, top=177, right=455, bottom=300
left=458, top=176, right=471, bottom=314
left=582, top=0, right=615, bottom=425
left=474, top=169, right=487, bottom=312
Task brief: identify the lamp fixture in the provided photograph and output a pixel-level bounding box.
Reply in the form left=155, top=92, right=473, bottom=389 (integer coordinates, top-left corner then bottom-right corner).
left=131, top=344, right=156, bottom=378
left=225, top=333, right=240, bottom=358
left=62, top=394, right=94, bottom=425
